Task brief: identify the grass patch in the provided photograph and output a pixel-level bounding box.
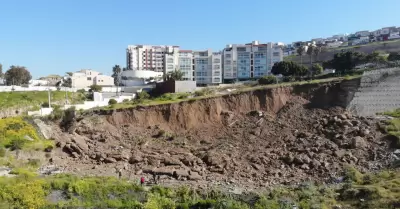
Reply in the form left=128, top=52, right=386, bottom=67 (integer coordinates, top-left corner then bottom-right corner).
left=382, top=109, right=400, bottom=148
left=0, top=91, right=85, bottom=111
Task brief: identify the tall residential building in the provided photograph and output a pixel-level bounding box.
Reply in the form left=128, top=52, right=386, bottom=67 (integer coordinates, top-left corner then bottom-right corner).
left=126, top=45, right=180, bottom=73
left=222, top=41, right=283, bottom=82
left=194, top=49, right=222, bottom=85
left=178, top=50, right=194, bottom=81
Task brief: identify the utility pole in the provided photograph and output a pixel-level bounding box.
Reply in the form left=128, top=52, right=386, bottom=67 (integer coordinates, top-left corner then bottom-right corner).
left=48, top=88, right=51, bottom=108
left=65, top=86, right=68, bottom=104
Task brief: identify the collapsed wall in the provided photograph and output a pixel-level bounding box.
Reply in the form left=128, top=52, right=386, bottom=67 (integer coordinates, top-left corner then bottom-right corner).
left=348, top=68, right=400, bottom=116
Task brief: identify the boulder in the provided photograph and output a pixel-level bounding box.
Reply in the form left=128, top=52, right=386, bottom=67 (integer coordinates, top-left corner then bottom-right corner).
left=104, top=157, right=117, bottom=163
left=173, top=169, right=189, bottom=178
left=129, top=155, right=143, bottom=164
left=188, top=172, right=202, bottom=181
left=351, top=136, right=367, bottom=149
left=72, top=136, right=89, bottom=152
left=163, top=157, right=182, bottom=166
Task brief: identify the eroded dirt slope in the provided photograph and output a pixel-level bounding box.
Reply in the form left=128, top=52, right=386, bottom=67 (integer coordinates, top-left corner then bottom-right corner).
left=44, top=82, right=396, bottom=191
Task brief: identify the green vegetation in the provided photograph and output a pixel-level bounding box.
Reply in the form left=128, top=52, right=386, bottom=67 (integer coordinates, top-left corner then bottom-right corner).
left=89, top=84, right=102, bottom=92
left=258, top=76, right=277, bottom=85
left=0, top=91, right=85, bottom=110
left=108, top=99, right=117, bottom=105
left=382, top=108, right=400, bottom=148
left=0, top=168, right=399, bottom=208
left=0, top=117, right=53, bottom=151
left=271, top=61, right=308, bottom=77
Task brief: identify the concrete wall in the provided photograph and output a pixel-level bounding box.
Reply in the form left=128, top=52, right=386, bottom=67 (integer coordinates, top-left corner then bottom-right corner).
left=0, top=86, right=145, bottom=93
left=347, top=68, right=400, bottom=116
left=27, top=93, right=136, bottom=116
left=155, top=80, right=196, bottom=94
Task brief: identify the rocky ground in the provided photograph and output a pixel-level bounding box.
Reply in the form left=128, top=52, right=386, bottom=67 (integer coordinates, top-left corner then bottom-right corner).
left=41, top=96, right=398, bottom=192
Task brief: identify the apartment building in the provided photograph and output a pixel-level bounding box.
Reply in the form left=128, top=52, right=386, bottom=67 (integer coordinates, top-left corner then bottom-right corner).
left=193, top=49, right=222, bottom=85
left=178, top=50, right=194, bottom=81
left=222, top=41, right=283, bottom=82
left=126, top=45, right=180, bottom=73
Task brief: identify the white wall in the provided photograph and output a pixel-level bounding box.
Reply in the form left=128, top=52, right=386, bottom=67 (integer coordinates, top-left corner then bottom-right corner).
left=0, top=85, right=141, bottom=93
left=27, top=93, right=136, bottom=116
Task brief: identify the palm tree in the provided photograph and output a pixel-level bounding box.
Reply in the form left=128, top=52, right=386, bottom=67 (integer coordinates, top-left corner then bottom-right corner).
left=313, top=46, right=323, bottom=63
left=164, top=69, right=184, bottom=81
left=307, top=45, right=316, bottom=65
left=297, top=46, right=306, bottom=65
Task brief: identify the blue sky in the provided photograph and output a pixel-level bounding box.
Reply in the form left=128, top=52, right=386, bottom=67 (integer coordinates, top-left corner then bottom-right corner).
left=0, top=0, right=399, bottom=78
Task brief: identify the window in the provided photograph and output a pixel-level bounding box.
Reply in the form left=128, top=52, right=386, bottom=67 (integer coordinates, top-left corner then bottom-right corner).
left=225, top=54, right=231, bottom=58
left=167, top=58, right=174, bottom=63
left=225, top=60, right=231, bottom=65
left=213, top=58, right=221, bottom=63
left=87, top=77, right=91, bottom=81
left=237, top=47, right=246, bottom=52
left=167, top=65, right=174, bottom=69
left=273, top=52, right=281, bottom=56
left=254, top=53, right=266, bottom=58
left=214, top=65, right=220, bottom=69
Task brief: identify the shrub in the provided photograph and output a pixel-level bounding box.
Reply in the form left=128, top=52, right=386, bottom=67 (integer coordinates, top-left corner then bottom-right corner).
left=41, top=102, right=50, bottom=108
left=137, top=91, right=150, bottom=100
left=177, top=93, right=190, bottom=99
left=89, top=84, right=102, bottom=92
left=310, top=64, right=323, bottom=75
left=282, top=76, right=295, bottom=82
left=123, top=99, right=130, bottom=103
left=77, top=89, right=86, bottom=94
left=258, top=76, right=277, bottom=85
left=194, top=88, right=214, bottom=97
left=108, top=99, right=117, bottom=105
left=0, top=147, right=6, bottom=157
left=8, top=137, right=26, bottom=150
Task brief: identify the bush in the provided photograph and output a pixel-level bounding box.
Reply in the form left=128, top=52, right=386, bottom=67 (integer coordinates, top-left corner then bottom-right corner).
left=282, top=76, right=295, bottom=82
left=48, top=105, right=64, bottom=120
left=310, top=64, right=323, bottom=75
left=0, top=147, right=6, bottom=157
left=258, top=76, right=277, bottom=85
left=89, top=84, right=102, bottom=92
left=194, top=88, right=214, bottom=97
left=77, top=89, right=86, bottom=94
left=8, top=137, right=26, bottom=150
left=123, top=99, right=130, bottom=103
left=41, top=102, right=50, bottom=108
left=137, top=91, right=150, bottom=100
left=108, top=99, right=117, bottom=105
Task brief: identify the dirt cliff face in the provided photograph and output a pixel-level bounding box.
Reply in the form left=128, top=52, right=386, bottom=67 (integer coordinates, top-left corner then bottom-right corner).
left=103, top=87, right=293, bottom=131
left=97, top=79, right=360, bottom=132
left=46, top=78, right=394, bottom=191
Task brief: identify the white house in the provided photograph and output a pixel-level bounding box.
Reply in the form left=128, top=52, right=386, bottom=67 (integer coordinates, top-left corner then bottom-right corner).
left=388, top=32, right=400, bottom=40
left=69, top=69, right=114, bottom=88
left=326, top=41, right=343, bottom=48
left=29, top=79, right=49, bottom=86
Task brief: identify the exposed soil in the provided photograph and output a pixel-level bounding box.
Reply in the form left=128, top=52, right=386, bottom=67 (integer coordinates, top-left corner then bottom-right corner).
left=42, top=82, right=396, bottom=192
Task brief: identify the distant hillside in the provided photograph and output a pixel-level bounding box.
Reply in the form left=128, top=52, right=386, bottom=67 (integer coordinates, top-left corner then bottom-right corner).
left=285, top=40, right=400, bottom=66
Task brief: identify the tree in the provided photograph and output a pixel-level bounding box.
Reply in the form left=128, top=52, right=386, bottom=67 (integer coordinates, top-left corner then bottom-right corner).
left=0, top=63, right=3, bottom=78
left=313, top=46, right=324, bottom=62
left=297, top=46, right=306, bottom=65
left=271, top=61, right=308, bottom=77
left=4, top=66, right=32, bottom=85
left=328, top=51, right=366, bottom=73
left=112, top=65, right=122, bottom=86
left=366, top=51, right=387, bottom=65
left=61, top=77, right=72, bottom=87
left=164, top=69, right=184, bottom=81
left=388, top=52, right=400, bottom=61
left=310, top=64, right=323, bottom=76
left=89, top=84, right=102, bottom=92
left=307, top=45, right=316, bottom=65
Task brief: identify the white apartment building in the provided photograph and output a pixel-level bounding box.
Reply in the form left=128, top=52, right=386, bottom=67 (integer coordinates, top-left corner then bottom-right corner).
left=222, top=41, right=283, bottom=81
left=126, top=45, right=179, bottom=73
left=193, top=49, right=222, bottom=85
left=178, top=50, right=194, bottom=81
left=69, top=69, right=114, bottom=88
